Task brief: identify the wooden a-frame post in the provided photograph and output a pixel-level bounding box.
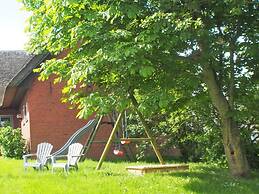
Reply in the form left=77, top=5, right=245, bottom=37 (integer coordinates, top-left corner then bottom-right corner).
left=129, top=93, right=165, bottom=165
left=81, top=116, right=103, bottom=161
left=96, top=112, right=123, bottom=170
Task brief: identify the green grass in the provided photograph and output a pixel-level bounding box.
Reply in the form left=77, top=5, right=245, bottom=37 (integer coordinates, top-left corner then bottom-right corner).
left=0, top=158, right=258, bottom=194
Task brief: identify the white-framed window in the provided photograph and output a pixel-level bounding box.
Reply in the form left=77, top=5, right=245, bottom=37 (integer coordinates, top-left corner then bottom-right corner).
left=0, top=115, right=13, bottom=127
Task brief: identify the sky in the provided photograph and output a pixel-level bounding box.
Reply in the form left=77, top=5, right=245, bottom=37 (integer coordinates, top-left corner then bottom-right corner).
left=0, top=0, right=29, bottom=50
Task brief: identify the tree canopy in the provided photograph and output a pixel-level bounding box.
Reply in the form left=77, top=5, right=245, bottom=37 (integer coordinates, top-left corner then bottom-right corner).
left=22, top=0, right=258, bottom=177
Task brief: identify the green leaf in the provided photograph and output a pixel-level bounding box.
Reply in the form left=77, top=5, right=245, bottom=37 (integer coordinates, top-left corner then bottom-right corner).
left=139, top=66, right=155, bottom=77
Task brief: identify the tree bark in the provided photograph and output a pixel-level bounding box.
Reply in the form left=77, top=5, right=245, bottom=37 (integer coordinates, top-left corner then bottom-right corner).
left=203, top=64, right=250, bottom=177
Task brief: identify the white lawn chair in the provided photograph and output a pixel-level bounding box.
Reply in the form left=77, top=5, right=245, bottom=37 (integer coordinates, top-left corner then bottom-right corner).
left=23, top=142, right=53, bottom=170
left=51, top=143, right=83, bottom=173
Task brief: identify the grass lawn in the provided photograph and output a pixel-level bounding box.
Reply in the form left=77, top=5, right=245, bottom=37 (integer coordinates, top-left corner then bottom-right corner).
left=0, top=158, right=258, bottom=194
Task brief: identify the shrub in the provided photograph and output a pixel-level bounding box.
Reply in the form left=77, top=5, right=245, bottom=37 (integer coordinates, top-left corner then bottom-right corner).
left=127, top=111, right=227, bottom=165
left=0, top=126, right=25, bottom=159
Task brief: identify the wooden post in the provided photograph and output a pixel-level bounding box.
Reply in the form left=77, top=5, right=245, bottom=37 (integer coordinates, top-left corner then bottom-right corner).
left=129, top=93, right=165, bottom=165
left=96, top=112, right=123, bottom=170
left=81, top=116, right=103, bottom=161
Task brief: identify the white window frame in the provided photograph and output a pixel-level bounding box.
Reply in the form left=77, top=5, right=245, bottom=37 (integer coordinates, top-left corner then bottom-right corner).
left=0, top=115, right=14, bottom=127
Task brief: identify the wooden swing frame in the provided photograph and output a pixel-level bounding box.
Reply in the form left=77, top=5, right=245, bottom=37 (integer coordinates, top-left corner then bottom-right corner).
left=93, top=93, right=165, bottom=170
left=80, top=94, right=189, bottom=173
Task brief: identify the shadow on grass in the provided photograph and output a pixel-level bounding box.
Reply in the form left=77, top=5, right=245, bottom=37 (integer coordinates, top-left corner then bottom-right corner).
left=162, top=165, right=259, bottom=194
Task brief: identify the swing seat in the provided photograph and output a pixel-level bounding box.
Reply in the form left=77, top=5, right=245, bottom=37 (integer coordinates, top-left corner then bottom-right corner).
left=113, top=149, right=124, bottom=157
left=121, top=140, right=131, bottom=145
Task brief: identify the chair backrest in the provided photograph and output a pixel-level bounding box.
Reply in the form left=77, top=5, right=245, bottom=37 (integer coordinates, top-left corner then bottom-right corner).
left=36, top=142, right=53, bottom=165
left=67, top=143, right=83, bottom=166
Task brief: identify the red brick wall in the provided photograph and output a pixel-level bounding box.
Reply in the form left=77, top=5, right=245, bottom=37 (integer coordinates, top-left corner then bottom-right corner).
left=21, top=75, right=118, bottom=160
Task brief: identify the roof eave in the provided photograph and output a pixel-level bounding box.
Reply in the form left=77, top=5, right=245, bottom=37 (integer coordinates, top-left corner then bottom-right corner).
left=0, top=53, right=50, bottom=108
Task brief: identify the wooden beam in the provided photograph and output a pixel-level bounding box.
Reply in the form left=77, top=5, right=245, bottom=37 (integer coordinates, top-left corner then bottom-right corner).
left=92, top=140, right=109, bottom=144
left=90, top=137, right=151, bottom=143
left=119, top=138, right=151, bottom=142
left=96, top=112, right=123, bottom=170
left=81, top=116, right=103, bottom=161
left=129, top=93, right=165, bottom=165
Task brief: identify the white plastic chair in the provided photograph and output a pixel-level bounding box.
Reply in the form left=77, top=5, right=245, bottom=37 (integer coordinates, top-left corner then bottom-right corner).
left=51, top=143, right=83, bottom=173
left=23, top=142, right=53, bottom=170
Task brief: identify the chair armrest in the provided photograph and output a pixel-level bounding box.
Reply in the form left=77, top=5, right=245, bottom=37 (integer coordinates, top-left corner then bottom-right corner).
left=71, top=154, right=83, bottom=158
left=51, top=155, right=68, bottom=163
left=23, top=154, right=37, bottom=163
left=52, top=155, right=67, bottom=159
left=23, top=154, right=36, bottom=159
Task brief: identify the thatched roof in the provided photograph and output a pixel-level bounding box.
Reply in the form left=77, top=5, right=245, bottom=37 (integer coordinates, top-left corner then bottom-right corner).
left=0, top=51, right=34, bottom=106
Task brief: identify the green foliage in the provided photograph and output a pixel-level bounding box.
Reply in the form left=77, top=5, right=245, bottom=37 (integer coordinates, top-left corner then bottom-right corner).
left=22, top=0, right=258, bottom=174
left=21, top=0, right=258, bottom=120
left=128, top=104, right=259, bottom=167
left=241, top=128, right=259, bottom=169
left=127, top=111, right=227, bottom=165
left=166, top=122, right=227, bottom=165
left=0, top=126, right=25, bottom=159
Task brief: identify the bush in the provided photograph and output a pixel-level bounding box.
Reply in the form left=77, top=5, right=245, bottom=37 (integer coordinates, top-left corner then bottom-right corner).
left=127, top=111, right=227, bottom=165
left=127, top=106, right=258, bottom=168
left=0, top=126, right=25, bottom=159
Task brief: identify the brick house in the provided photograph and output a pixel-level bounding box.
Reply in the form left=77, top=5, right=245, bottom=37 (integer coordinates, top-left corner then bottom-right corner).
left=0, top=51, right=115, bottom=159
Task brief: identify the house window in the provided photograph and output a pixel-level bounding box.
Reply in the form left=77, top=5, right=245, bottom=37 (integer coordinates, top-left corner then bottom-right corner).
left=0, top=115, right=13, bottom=127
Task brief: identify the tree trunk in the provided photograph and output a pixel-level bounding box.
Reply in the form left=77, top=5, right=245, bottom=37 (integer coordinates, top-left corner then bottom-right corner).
left=203, top=64, right=250, bottom=177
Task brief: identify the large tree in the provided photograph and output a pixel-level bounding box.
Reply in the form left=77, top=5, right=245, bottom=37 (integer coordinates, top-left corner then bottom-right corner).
left=22, top=0, right=258, bottom=177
